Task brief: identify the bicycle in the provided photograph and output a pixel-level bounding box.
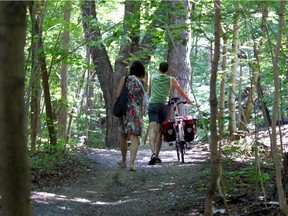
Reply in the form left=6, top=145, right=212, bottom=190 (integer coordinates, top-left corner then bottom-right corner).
left=162, top=97, right=196, bottom=163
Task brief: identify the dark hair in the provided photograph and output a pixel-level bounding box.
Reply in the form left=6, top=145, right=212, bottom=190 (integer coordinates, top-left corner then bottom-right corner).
left=159, top=62, right=169, bottom=73
left=130, top=60, right=145, bottom=78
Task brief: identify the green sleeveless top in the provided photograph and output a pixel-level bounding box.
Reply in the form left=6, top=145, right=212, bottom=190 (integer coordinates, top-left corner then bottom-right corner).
left=150, top=74, right=172, bottom=103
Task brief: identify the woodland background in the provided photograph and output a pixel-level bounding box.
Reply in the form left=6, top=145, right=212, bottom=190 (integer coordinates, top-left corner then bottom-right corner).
left=0, top=0, right=287, bottom=215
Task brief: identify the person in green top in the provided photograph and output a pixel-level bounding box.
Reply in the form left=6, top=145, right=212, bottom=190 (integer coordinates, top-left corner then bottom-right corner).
left=147, top=62, right=193, bottom=165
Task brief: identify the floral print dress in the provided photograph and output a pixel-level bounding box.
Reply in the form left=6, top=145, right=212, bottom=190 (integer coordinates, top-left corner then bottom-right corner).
left=121, top=76, right=144, bottom=136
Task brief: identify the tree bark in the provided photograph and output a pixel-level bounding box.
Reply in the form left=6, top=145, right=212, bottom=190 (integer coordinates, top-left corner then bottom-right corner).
left=81, top=1, right=119, bottom=147
left=81, top=0, right=143, bottom=147
left=0, top=2, right=32, bottom=215
left=28, top=2, right=43, bottom=152
left=238, top=5, right=269, bottom=131
left=81, top=1, right=163, bottom=147
left=219, top=27, right=227, bottom=139
left=257, top=80, right=272, bottom=127
left=39, top=30, right=57, bottom=146
left=270, top=1, right=288, bottom=214
left=228, top=1, right=240, bottom=135
left=167, top=0, right=192, bottom=116
left=29, top=1, right=57, bottom=146
left=59, top=1, right=71, bottom=142
left=205, top=0, right=221, bottom=215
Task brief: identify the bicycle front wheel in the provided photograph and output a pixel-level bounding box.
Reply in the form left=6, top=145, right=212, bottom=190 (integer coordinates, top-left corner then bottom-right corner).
left=176, top=145, right=180, bottom=161
left=179, top=142, right=185, bottom=163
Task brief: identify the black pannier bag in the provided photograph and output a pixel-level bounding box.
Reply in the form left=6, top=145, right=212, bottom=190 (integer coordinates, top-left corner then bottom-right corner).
left=162, top=120, right=176, bottom=142
left=183, top=116, right=196, bottom=142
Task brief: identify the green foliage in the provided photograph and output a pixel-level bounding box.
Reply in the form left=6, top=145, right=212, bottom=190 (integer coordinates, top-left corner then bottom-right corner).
left=30, top=150, right=64, bottom=172
left=24, top=0, right=288, bottom=154
left=224, top=165, right=270, bottom=195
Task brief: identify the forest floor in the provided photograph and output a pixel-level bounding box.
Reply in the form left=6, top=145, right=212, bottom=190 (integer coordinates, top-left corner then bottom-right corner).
left=1, top=127, right=286, bottom=215
left=29, top=131, right=286, bottom=216
left=31, top=143, right=209, bottom=216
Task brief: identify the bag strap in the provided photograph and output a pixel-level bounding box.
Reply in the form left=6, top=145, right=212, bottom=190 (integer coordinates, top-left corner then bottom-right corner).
left=133, top=76, right=145, bottom=93
left=122, top=75, right=128, bottom=89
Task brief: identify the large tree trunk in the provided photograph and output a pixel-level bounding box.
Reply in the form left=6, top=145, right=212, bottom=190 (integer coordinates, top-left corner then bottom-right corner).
left=81, top=1, right=162, bottom=147
left=205, top=0, right=221, bottom=215
left=167, top=0, right=192, bottom=116
left=81, top=1, right=118, bottom=147
left=81, top=1, right=142, bottom=147
left=270, top=1, right=288, bottom=214
left=238, top=5, right=269, bottom=131
left=0, top=2, right=32, bottom=215
left=59, top=1, right=71, bottom=142
left=228, top=1, right=240, bottom=135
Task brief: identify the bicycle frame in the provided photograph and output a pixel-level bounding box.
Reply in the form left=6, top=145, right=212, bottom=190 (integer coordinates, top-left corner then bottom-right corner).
left=167, top=97, right=188, bottom=163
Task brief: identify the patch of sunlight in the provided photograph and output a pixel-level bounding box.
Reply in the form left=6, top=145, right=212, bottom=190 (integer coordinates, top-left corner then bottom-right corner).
left=148, top=188, right=162, bottom=192
left=32, top=192, right=90, bottom=204
left=32, top=191, right=138, bottom=207
left=91, top=198, right=138, bottom=206
left=70, top=197, right=91, bottom=203
left=32, top=192, right=67, bottom=200
left=163, top=182, right=175, bottom=186
left=58, top=206, right=72, bottom=211
left=85, top=190, right=98, bottom=194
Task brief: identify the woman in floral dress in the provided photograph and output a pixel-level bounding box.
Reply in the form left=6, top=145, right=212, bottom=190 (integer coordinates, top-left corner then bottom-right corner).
left=116, top=60, right=146, bottom=171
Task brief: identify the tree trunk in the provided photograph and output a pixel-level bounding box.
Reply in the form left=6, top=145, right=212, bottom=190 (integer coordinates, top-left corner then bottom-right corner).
left=39, top=31, right=57, bottom=146
left=228, top=1, right=240, bottom=135
left=81, top=0, right=142, bottom=147
left=59, top=1, right=71, bottom=142
left=238, top=5, right=269, bottom=131
left=257, top=80, right=272, bottom=127
left=167, top=0, right=192, bottom=116
left=85, top=67, right=96, bottom=140
left=28, top=2, right=43, bottom=152
left=205, top=0, right=221, bottom=215
left=0, top=2, right=32, bottom=215
left=270, top=1, right=288, bottom=214
left=30, top=1, right=57, bottom=146
left=219, top=27, right=227, bottom=139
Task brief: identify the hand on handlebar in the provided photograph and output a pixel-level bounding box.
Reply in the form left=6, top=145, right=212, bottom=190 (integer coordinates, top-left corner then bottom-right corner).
left=186, top=98, right=194, bottom=104
left=169, top=97, right=194, bottom=105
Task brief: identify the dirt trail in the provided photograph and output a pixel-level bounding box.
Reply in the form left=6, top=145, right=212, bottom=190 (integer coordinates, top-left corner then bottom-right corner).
left=32, top=143, right=209, bottom=216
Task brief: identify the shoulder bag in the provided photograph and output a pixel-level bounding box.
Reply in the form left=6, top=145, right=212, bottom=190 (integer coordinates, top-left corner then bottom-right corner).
left=113, top=76, right=128, bottom=117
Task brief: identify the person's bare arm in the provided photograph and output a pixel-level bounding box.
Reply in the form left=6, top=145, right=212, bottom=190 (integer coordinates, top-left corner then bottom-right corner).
left=148, top=75, right=152, bottom=97
left=116, top=76, right=126, bottom=98
left=144, top=71, right=149, bottom=92
left=171, top=77, right=193, bottom=104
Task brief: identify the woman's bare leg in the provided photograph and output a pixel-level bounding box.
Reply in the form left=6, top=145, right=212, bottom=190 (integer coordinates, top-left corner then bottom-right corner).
left=119, top=132, right=128, bottom=167
left=129, top=134, right=139, bottom=171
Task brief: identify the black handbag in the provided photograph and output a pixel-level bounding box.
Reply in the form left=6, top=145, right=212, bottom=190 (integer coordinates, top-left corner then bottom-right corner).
left=113, top=76, right=128, bottom=117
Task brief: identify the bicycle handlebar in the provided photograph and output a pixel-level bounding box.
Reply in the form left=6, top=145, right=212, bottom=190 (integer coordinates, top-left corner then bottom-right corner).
left=168, top=97, right=187, bottom=106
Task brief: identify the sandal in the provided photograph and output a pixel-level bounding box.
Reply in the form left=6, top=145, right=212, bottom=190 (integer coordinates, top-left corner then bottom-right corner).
left=148, top=154, right=156, bottom=165
left=155, top=157, right=162, bottom=163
